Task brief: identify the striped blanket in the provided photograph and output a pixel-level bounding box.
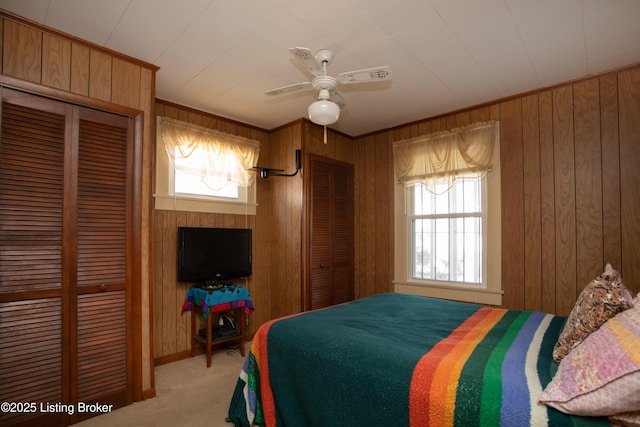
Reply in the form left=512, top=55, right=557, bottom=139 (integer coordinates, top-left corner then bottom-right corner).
left=227, top=293, right=611, bottom=427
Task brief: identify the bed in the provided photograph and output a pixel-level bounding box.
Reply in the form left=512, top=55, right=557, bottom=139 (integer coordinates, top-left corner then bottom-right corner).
left=226, top=292, right=628, bottom=427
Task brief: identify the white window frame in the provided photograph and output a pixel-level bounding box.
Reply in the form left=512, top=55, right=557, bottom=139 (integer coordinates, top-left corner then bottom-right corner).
left=394, top=143, right=502, bottom=306
left=154, top=133, right=257, bottom=215
left=407, top=177, right=487, bottom=287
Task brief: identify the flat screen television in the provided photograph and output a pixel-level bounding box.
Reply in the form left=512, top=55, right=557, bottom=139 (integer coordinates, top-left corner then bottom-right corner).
left=177, top=227, right=252, bottom=284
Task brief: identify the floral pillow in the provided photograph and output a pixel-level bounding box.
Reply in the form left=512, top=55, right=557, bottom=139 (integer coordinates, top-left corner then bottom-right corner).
left=610, top=411, right=640, bottom=427
left=552, top=264, right=634, bottom=363
left=539, top=302, right=640, bottom=416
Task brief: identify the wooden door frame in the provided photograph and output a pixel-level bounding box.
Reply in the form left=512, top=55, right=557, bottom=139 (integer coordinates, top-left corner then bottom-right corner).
left=303, top=154, right=354, bottom=311
left=0, top=79, right=145, bottom=410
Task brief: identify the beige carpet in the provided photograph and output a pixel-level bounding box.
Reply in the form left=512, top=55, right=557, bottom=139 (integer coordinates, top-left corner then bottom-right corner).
left=76, top=345, right=247, bottom=427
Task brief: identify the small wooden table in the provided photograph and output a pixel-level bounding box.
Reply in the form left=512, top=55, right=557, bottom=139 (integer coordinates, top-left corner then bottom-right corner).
left=182, top=286, right=254, bottom=367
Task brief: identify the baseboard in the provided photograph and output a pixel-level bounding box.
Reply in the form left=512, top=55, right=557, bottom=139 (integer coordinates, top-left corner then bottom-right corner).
left=142, top=387, right=156, bottom=400
left=154, top=336, right=254, bottom=367
left=154, top=349, right=198, bottom=366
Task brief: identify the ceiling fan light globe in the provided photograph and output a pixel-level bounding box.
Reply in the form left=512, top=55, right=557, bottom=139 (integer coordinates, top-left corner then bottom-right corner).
left=308, top=100, right=339, bottom=126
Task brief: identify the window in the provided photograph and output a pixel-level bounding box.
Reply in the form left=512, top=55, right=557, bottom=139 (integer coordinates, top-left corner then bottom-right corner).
left=408, top=177, right=486, bottom=286
left=174, top=168, right=239, bottom=199
left=154, top=116, right=260, bottom=214
left=392, top=121, right=501, bottom=305
left=173, top=146, right=239, bottom=200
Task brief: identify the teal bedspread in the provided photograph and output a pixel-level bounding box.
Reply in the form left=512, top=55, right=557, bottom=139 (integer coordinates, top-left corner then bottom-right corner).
left=227, top=293, right=611, bottom=427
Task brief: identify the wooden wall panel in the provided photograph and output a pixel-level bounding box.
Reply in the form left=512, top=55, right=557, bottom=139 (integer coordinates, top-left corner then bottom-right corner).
left=3, top=20, right=42, bottom=82
left=152, top=208, right=164, bottom=360
left=374, top=133, right=392, bottom=295
left=522, top=94, right=542, bottom=311
left=573, top=79, right=603, bottom=289
left=42, top=33, right=71, bottom=91
left=599, top=75, right=621, bottom=268
left=268, top=124, right=303, bottom=318
left=70, top=43, right=90, bottom=96
left=88, top=49, right=112, bottom=102
left=349, top=130, right=396, bottom=299
left=249, top=123, right=271, bottom=336
left=365, top=134, right=378, bottom=296
left=618, top=68, right=640, bottom=291
left=112, top=58, right=142, bottom=108
left=538, top=90, right=557, bottom=314
left=0, top=19, right=3, bottom=71
left=499, top=98, right=525, bottom=310
left=552, top=86, right=577, bottom=315
left=353, top=135, right=369, bottom=298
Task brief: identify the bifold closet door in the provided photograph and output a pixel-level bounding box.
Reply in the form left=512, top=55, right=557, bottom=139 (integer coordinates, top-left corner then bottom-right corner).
left=309, top=157, right=354, bottom=310
left=0, top=89, right=132, bottom=426
left=0, top=92, right=69, bottom=427
left=74, top=108, right=132, bottom=412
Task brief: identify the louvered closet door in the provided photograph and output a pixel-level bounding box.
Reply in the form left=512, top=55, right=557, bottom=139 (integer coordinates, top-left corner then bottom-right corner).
left=309, top=157, right=354, bottom=310
left=74, top=109, right=132, bottom=412
left=332, top=165, right=352, bottom=304
left=0, top=92, right=70, bottom=427
left=0, top=89, right=132, bottom=426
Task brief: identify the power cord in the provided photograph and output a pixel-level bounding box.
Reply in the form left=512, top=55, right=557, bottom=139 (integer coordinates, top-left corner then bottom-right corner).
left=226, top=340, right=251, bottom=356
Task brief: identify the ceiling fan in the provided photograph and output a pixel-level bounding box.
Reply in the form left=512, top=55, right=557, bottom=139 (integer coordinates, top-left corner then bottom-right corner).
left=265, top=47, right=392, bottom=127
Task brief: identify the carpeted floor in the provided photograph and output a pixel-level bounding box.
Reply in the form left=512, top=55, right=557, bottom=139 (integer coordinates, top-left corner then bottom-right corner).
left=75, top=346, right=247, bottom=427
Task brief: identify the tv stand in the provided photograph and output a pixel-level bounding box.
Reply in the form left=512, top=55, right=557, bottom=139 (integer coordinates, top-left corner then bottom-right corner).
left=191, top=305, right=245, bottom=366
left=184, top=286, right=254, bottom=367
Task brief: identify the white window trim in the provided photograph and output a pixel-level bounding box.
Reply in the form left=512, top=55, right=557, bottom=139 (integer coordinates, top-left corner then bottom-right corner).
left=394, top=139, right=502, bottom=306
left=154, top=124, right=257, bottom=215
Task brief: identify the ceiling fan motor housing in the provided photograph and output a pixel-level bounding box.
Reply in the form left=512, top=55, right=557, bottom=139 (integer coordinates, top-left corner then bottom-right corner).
left=312, top=76, right=337, bottom=92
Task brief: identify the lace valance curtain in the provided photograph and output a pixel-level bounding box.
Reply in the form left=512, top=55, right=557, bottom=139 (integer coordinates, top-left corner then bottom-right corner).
left=157, top=116, right=260, bottom=190
left=392, top=120, right=499, bottom=194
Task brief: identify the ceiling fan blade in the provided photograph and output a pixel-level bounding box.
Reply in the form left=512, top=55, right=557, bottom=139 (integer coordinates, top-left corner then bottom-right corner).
left=336, top=66, right=392, bottom=84
left=329, top=89, right=346, bottom=110
left=265, top=81, right=312, bottom=96
left=289, top=47, right=322, bottom=76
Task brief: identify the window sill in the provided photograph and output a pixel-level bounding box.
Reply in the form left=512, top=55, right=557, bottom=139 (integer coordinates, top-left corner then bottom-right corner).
left=393, top=280, right=502, bottom=306
left=154, top=194, right=257, bottom=215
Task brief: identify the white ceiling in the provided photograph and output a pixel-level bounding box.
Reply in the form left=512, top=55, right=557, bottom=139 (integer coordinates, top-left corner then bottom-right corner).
left=1, top=0, right=639, bottom=136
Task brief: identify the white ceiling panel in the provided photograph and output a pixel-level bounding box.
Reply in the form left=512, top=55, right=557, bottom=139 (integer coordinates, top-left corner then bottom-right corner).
left=0, top=0, right=638, bottom=136
left=105, top=0, right=212, bottom=63
left=46, top=0, right=131, bottom=44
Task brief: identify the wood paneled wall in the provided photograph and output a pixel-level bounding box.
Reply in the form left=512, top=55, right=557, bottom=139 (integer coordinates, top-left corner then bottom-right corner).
left=265, top=123, right=304, bottom=319
left=352, top=132, right=395, bottom=298
left=153, top=68, right=640, bottom=362
left=153, top=101, right=270, bottom=362
left=367, top=66, right=640, bottom=316
left=151, top=116, right=383, bottom=362
left=0, top=12, right=157, bottom=398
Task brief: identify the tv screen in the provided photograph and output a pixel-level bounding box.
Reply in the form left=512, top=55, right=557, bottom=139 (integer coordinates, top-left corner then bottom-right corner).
left=177, top=227, right=252, bottom=284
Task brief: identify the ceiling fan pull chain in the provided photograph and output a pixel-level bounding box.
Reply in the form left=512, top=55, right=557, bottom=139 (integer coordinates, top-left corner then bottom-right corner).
left=324, top=126, right=327, bottom=144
